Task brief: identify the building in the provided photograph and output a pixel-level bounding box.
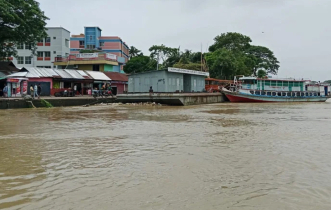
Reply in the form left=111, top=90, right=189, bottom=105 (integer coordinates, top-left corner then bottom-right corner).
left=12, top=27, right=70, bottom=69
left=70, top=26, right=129, bottom=65
left=6, top=67, right=111, bottom=97
left=0, top=62, right=20, bottom=97
left=104, top=72, right=128, bottom=94
left=128, top=68, right=209, bottom=93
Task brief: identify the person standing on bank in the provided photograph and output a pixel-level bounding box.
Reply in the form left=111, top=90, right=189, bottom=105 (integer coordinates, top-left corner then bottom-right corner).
left=2, top=84, right=8, bottom=98
left=37, top=84, right=42, bottom=99
left=34, top=84, right=38, bottom=99
left=30, top=85, right=34, bottom=98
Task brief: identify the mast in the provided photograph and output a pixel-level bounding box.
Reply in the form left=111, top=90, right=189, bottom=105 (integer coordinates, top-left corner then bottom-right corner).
left=201, top=43, right=203, bottom=72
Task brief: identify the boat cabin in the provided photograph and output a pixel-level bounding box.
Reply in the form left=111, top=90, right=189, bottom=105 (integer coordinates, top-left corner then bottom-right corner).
left=238, top=77, right=330, bottom=97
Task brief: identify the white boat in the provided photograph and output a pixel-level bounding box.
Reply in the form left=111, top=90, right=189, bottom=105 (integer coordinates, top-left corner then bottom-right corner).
left=222, top=76, right=330, bottom=103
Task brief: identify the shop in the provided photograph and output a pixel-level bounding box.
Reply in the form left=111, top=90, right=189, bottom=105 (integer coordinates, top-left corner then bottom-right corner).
left=6, top=78, right=28, bottom=97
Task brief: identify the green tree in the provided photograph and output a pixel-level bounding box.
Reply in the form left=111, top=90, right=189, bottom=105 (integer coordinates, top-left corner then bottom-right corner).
left=123, top=56, right=157, bottom=74
left=209, top=32, right=252, bottom=52
left=247, top=45, right=279, bottom=75
left=257, top=70, right=267, bottom=78
left=149, top=45, right=179, bottom=68
left=0, top=0, right=49, bottom=61
left=129, top=46, right=142, bottom=58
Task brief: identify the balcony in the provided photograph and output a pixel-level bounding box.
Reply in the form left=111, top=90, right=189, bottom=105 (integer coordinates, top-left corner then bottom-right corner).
left=45, top=57, right=51, bottom=61
left=54, top=53, right=119, bottom=66
left=37, top=57, right=43, bottom=61
left=37, top=42, right=43, bottom=46
left=45, top=42, right=51, bottom=46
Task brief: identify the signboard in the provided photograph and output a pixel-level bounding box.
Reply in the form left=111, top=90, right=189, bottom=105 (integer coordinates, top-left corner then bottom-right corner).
left=76, top=53, right=98, bottom=58
left=7, top=78, right=19, bottom=83
left=23, top=81, right=27, bottom=94
left=106, top=53, right=117, bottom=60
left=168, top=67, right=209, bottom=77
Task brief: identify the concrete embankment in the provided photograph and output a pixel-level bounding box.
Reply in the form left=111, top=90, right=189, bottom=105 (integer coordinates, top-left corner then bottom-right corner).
left=116, top=93, right=226, bottom=106
left=0, top=97, right=116, bottom=109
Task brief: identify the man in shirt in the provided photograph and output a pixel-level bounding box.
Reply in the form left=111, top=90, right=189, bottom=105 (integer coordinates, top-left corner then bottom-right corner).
left=3, top=84, right=8, bottom=98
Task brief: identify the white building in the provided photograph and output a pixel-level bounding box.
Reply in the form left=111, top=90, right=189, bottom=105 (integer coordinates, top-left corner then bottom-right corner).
left=12, top=27, right=70, bottom=69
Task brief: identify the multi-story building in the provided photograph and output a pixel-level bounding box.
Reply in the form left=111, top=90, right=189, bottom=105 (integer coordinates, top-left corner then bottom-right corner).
left=12, top=27, right=70, bottom=69
left=70, top=26, right=129, bottom=64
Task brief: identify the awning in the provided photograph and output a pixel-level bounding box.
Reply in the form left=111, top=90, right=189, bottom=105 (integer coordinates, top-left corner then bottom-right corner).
left=86, top=71, right=111, bottom=81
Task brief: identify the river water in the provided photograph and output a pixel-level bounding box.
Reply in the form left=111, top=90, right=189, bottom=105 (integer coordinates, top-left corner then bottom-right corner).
left=1, top=102, right=331, bottom=210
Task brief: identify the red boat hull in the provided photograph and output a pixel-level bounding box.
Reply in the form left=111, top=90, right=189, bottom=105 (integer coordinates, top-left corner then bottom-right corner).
left=225, top=94, right=270, bottom=102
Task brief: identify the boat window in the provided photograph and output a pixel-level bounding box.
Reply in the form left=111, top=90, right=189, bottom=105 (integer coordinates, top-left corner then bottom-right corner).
left=282, top=92, right=286, bottom=96
left=318, top=93, right=320, bottom=96
left=277, top=92, right=281, bottom=96
left=296, top=92, right=300, bottom=97
left=272, top=92, right=276, bottom=96
left=250, top=91, right=254, bottom=94
left=314, top=93, right=318, bottom=96
left=309, top=93, right=313, bottom=96
left=255, top=91, right=260, bottom=95
left=305, top=92, right=308, bottom=96
left=261, top=91, right=266, bottom=95
left=267, top=92, right=271, bottom=96
left=292, top=92, right=296, bottom=97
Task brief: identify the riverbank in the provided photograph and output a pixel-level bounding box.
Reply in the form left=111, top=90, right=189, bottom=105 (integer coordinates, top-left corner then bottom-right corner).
left=0, top=93, right=227, bottom=109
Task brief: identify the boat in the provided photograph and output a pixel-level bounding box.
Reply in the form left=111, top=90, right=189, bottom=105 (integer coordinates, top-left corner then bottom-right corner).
left=222, top=76, right=331, bottom=102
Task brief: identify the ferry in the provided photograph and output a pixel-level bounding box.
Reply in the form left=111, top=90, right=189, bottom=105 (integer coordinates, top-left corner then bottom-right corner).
left=222, top=76, right=330, bottom=102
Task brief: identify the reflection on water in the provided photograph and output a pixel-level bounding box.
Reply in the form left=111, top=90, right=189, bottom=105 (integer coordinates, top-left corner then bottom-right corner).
left=1, top=103, right=331, bottom=209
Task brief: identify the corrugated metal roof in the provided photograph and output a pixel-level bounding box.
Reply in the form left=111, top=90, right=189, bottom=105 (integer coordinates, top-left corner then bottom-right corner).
left=103, top=72, right=128, bottom=82
left=6, top=72, right=28, bottom=77
left=64, top=69, right=85, bottom=79
left=53, top=69, right=74, bottom=79
left=77, top=70, right=88, bottom=76
left=86, top=71, right=111, bottom=81
left=24, top=67, right=59, bottom=78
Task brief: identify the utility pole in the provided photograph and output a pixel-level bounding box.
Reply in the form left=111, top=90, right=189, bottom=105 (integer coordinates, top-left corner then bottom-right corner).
left=157, top=52, right=159, bottom=70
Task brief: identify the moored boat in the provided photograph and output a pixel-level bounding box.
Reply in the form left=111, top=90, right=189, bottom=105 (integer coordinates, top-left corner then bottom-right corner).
left=222, top=76, right=331, bottom=102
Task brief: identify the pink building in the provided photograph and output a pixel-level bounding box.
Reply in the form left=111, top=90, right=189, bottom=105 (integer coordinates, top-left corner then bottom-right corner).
left=70, top=27, right=129, bottom=72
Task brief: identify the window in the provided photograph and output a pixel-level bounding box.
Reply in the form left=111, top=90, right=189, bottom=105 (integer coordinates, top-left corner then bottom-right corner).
left=53, top=51, right=56, bottom=54
left=90, top=35, right=92, bottom=41
left=79, top=40, right=85, bottom=46
left=39, top=38, right=44, bottom=43
left=64, top=82, right=71, bottom=88
left=250, top=91, right=254, bottom=94
left=272, top=92, right=276, bottom=96
left=87, top=45, right=95, bottom=49
left=53, top=37, right=56, bottom=39
left=45, top=37, right=51, bottom=43
left=282, top=92, right=286, bottom=96
left=261, top=91, right=266, bottom=96
left=45, top=51, right=51, bottom=57
left=65, top=53, right=69, bottom=57
left=44, top=66, right=51, bottom=68
left=267, top=92, right=271, bottom=96
left=25, top=43, right=32, bottom=50
left=37, top=51, right=43, bottom=57
left=17, top=56, right=24, bottom=64
left=25, top=56, right=31, bottom=64
left=17, top=43, right=24, bottom=49
left=65, top=39, right=69, bottom=47
left=100, top=42, right=104, bottom=46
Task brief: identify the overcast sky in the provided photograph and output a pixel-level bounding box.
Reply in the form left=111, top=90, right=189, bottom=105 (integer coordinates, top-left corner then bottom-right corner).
left=38, top=0, right=330, bottom=81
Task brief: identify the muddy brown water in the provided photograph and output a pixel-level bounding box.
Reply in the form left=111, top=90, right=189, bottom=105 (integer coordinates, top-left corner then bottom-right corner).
left=1, top=102, right=331, bottom=210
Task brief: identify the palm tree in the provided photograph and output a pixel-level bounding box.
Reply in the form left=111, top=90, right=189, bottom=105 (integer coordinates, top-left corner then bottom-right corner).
left=129, top=46, right=141, bottom=59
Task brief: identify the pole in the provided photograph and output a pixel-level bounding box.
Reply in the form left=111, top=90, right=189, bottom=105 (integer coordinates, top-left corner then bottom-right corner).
left=201, top=43, right=202, bottom=72
left=157, top=53, right=159, bottom=70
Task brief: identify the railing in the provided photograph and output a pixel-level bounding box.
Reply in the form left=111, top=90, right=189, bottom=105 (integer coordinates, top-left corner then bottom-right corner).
left=54, top=54, right=117, bottom=63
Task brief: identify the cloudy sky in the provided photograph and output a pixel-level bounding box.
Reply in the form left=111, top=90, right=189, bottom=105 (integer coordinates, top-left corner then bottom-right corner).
left=38, top=0, right=330, bottom=81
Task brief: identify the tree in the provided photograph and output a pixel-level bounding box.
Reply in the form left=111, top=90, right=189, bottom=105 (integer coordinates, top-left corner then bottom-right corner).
left=123, top=56, right=157, bottom=74
left=149, top=45, right=179, bottom=68
left=209, top=32, right=252, bottom=52
left=246, top=45, right=279, bottom=75
left=324, top=80, right=331, bottom=84
left=257, top=70, right=267, bottom=78
left=129, top=46, right=141, bottom=58
left=0, top=0, right=49, bottom=61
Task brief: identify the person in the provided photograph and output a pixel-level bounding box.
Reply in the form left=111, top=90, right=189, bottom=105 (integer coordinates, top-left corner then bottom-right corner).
left=34, top=84, right=38, bottom=99
left=149, top=86, right=153, bottom=93
left=74, top=84, right=77, bottom=94
left=107, top=84, right=113, bottom=97
left=37, top=84, right=42, bottom=99
left=30, top=85, right=34, bottom=97
left=3, top=84, right=8, bottom=98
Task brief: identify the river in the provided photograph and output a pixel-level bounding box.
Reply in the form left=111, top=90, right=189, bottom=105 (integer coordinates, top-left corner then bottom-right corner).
left=1, top=102, right=331, bottom=210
